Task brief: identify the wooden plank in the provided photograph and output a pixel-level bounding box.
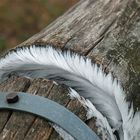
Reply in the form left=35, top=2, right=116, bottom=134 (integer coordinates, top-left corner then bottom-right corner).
left=0, top=79, right=51, bottom=140
left=0, top=77, right=30, bottom=135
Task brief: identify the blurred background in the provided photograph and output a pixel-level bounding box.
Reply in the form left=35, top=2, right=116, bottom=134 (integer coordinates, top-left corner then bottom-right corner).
left=0, top=0, right=78, bottom=53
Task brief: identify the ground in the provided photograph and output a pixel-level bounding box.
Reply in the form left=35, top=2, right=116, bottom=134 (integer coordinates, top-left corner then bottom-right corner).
left=0, top=0, right=78, bottom=52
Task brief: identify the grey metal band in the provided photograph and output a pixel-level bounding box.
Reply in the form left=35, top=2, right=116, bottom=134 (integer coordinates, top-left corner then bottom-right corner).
left=0, top=92, right=100, bottom=140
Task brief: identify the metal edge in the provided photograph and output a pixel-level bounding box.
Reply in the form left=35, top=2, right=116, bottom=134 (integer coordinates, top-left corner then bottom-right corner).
left=0, top=92, right=100, bottom=140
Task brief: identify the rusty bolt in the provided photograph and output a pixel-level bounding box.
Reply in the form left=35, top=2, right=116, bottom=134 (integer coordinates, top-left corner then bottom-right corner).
left=6, top=92, right=19, bottom=103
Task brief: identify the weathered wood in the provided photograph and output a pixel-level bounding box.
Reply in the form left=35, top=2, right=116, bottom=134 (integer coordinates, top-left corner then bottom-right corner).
left=0, top=0, right=140, bottom=139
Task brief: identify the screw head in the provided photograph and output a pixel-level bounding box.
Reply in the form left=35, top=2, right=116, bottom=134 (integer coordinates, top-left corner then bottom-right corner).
left=6, top=92, right=19, bottom=104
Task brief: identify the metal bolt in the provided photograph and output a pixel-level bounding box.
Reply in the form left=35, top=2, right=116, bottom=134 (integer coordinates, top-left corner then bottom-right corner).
left=6, top=92, right=19, bottom=103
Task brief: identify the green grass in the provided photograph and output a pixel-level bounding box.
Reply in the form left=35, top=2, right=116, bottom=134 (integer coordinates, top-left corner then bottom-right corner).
left=0, top=37, right=7, bottom=52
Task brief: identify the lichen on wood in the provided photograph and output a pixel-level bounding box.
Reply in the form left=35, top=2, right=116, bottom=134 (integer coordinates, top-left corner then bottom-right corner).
left=0, top=0, right=140, bottom=139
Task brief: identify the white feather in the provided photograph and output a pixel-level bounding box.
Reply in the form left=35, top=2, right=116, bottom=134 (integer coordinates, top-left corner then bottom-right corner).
left=52, top=123, right=75, bottom=140
left=69, top=88, right=116, bottom=140
left=0, top=45, right=139, bottom=140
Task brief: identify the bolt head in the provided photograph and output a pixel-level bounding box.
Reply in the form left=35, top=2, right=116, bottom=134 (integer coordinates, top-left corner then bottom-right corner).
left=6, top=92, right=19, bottom=103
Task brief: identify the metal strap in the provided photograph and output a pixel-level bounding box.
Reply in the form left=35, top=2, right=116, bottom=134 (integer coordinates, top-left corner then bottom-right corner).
left=0, top=92, right=100, bottom=140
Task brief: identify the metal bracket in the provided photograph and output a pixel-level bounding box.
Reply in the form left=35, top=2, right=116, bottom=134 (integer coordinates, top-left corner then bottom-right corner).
left=0, top=92, right=100, bottom=140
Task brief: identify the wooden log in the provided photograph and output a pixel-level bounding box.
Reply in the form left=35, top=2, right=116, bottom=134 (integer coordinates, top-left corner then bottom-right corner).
left=0, top=0, right=140, bottom=139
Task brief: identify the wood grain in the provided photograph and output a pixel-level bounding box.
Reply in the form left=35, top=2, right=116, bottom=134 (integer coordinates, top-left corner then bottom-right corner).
left=0, top=0, right=140, bottom=139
